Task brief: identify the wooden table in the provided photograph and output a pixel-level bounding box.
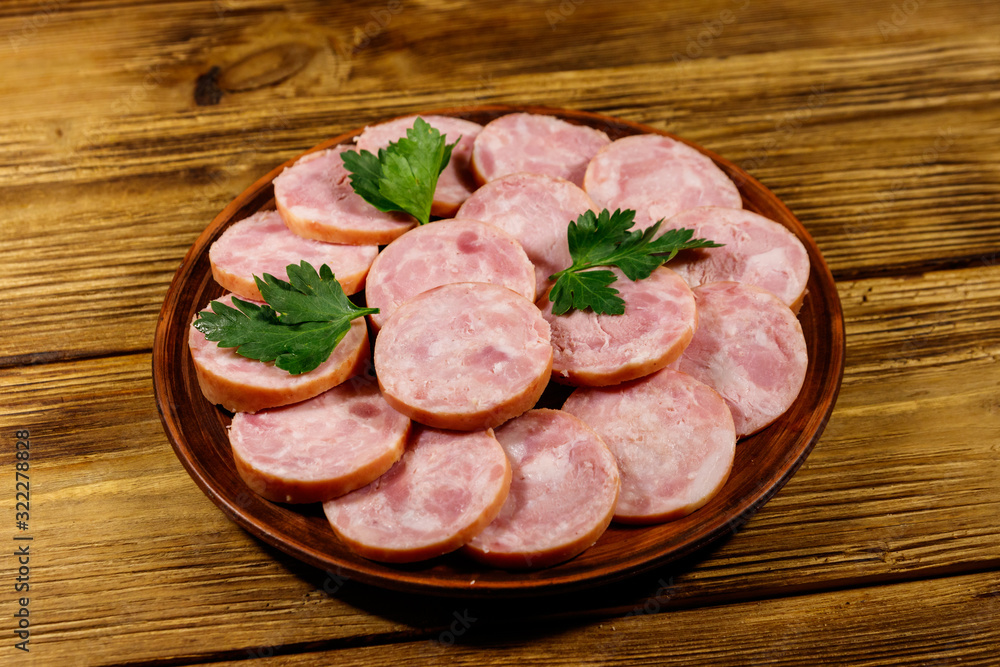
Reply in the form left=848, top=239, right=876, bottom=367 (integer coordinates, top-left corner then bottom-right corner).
left=2, top=0, right=998, bottom=663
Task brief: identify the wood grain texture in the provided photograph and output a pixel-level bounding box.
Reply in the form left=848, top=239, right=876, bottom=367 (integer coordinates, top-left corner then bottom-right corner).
left=2, top=11, right=999, bottom=363
left=2, top=263, right=998, bottom=663
left=2, top=0, right=999, bottom=664
left=201, top=571, right=1000, bottom=666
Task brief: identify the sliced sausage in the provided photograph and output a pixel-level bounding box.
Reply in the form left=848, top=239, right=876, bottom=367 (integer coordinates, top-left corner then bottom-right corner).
left=229, top=378, right=410, bottom=504
left=364, top=218, right=536, bottom=331
left=464, top=409, right=620, bottom=569
left=664, top=206, right=811, bottom=312
left=456, top=172, right=597, bottom=299
left=209, top=209, right=378, bottom=301
left=584, top=134, right=743, bottom=230
left=562, top=368, right=736, bottom=524
left=374, top=282, right=552, bottom=430
left=671, top=281, right=808, bottom=438
left=471, top=112, right=611, bottom=187
left=323, top=425, right=512, bottom=563
left=539, top=266, right=697, bottom=386
left=356, top=115, right=484, bottom=217
left=188, top=294, right=369, bottom=413
left=273, top=146, right=415, bottom=245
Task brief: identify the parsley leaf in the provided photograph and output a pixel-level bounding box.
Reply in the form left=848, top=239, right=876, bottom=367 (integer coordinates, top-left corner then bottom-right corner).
left=192, top=261, right=377, bottom=375
left=548, top=209, right=723, bottom=316
left=548, top=268, right=624, bottom=315
left=340, top=117, right=458, bottom=225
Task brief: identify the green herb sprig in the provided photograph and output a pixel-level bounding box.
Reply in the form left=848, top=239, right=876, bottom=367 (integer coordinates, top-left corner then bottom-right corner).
left=548, top=208, right=723, bottom=316
left=340, top=117, right=458, bottom=225
left=193, top=261, right=377, bottom=375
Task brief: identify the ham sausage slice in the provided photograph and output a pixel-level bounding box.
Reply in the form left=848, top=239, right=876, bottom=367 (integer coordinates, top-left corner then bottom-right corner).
left=584, top=134, right=743, bottom=230
left=209, top=210, right=378, bottom=301
left=562, top=368, right=736, bottom=524
left=364, top=218, right=536, bottom=331
left=323, top=425, right=512, bottom=563
left=456, top=173, right=597, bottom=299
left=672, top=282, right=808, bottom=438
left=464, top=409, right=619, bottom=569
left=375, top=282, right=552, bottom=430
left=356, top=115, right=484, bottom=217
left=188, top=294, right=369, bottom=413
left=229, top=378, right=410, bottom=504
left=273, top=146, right=415, bottom=245
left=665, top=206, right=811, bottom=312
left=540, top=267, right=697, bottom=386
left=471, top=112, right=611, bottom=187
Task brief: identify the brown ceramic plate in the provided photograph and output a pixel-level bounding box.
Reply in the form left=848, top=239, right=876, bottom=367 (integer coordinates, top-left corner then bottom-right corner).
left=153, top=105, right=845, bottom=598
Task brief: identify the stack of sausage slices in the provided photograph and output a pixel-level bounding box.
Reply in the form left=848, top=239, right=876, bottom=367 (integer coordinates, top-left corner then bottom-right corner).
left=188, top=112, right=811, bottom=568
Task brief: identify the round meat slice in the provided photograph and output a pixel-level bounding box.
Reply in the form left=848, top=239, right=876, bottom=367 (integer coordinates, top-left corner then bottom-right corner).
left=456, top=173, right=597, bottom=299
left=274, top=146, right=415, bottom=245
left=584, top=134, right=743, bottom=230
left=356, top=115, right=483, bottom=217
left=672, top=281, right=808, bottom=438
left=209, top=210, right=378, bottom=301
left=229, top=379, right=410, bottom=504
left=375, top=283, right=552, bottom=430
left=471, top=112, right=611, bottom=187
left=562, top=368, right=736, bottom=524
left=540, top=267, right=697, bottom=386
left=323, top=425, right=512, bottom=563
left=665, top=206, right=811, bottom=312
left=188, top=294, right=369, bottom=413
left=365, top=218, right=536, bottom=331
left=464, top=409, right=620, bottom=569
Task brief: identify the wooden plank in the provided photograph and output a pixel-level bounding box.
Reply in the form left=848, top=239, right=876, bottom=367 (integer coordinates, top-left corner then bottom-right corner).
left=203, top=570, right=1000, bottom=666
left=2, top=261, right=998, bottom=663
left=2, top=35, right=999, bottom=363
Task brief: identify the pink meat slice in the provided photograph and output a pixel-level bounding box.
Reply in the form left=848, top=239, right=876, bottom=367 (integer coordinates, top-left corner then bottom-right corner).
left=229, top=378, right=410, bottom=504
left=471, top=112, right=611, bottom=187
left=374, top=282, right=552, bottom=430
left=540, top=267, right=697, bottom=386
left=671, top=281, right=808, bottom=438
left=562, top=368, right=736, bottom=524
left=456, top=172, right=597, bottom=299
left=356, top=115, right=484, bottom=217
left=323, top=425, right=512, bottom=563
left=273, top=146, right=415, bottom=245
left=584, top=134, right=743, bottom=230
left=209, top=210, right=378, bottom=301
left=187, top=294, right=369, bottom=413
left=464, top=409, right=620, bottom=569
left=664, top=206, right=811, bottom=312
left=365, top=218, right=536, bottom=331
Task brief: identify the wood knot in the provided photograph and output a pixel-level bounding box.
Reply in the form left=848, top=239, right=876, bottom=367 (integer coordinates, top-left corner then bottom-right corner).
left=194, top=66, right=223, bottom=106
left=219, top=42, right=315, bottom=92
left=194, top=42, right=316, bottom=106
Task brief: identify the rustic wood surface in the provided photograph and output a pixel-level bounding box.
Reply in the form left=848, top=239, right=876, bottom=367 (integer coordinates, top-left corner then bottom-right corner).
left=1, top=0, right=998, bottom=664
